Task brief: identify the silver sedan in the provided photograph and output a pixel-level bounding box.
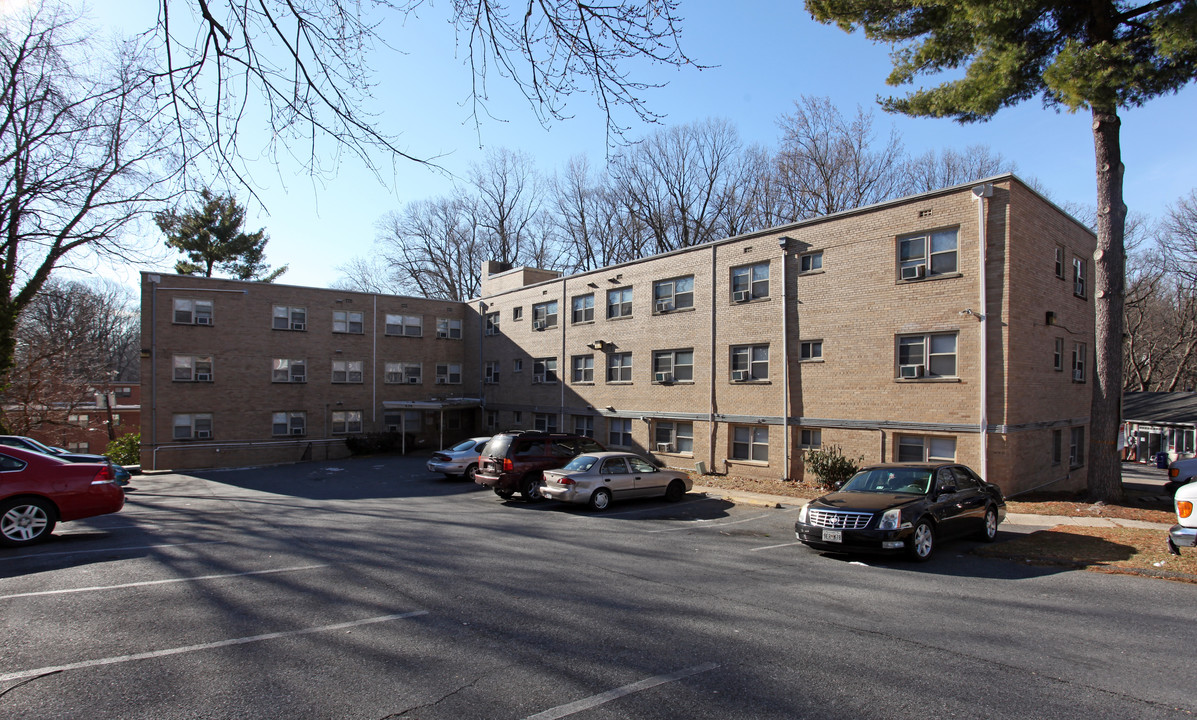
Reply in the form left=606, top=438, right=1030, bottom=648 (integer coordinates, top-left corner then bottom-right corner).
left=426, top=437, right=491, bottom=480
left=541, top=451, right=693, bottom=511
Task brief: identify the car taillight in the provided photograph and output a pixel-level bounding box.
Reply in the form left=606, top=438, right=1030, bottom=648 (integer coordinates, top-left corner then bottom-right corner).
left=557, top=477, right=575, bottom=486
left=1180, top=501, right=1194, bottom=519
left=90, top=465, right=114, bottom=485
left=1170, top=468, right=1179, bottom=478
left=503, top=458, right=513, bottom=472
left=432, top=453, right=450, bottom=461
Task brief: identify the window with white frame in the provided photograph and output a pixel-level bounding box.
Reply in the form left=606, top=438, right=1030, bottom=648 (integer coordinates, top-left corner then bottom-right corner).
left=173, top=298, right=214, bottom=325
left=272, top=358, right=307, bottom=383
left=1054, top=245, right=1066, bottom=279
left=1180, top=429, right=1195, bottom=454
left=173, top=413, right=213, bottom=440
left=485, top=312, right=500, bottom=336
left=68, top=414, right=89, bottom=427
left=512, top=306, right=523, bottom=322
left=731, top=262, right=769, bottom=301
left=653, top=276, right=693, bottom=313
left=897, top=332, right=957, bottom=378
left=1072, top=342, right=1086, bottom=383
left=384, top=362, right=422, bottom=384
left=573, top=415, right=594, bottom=438
left=1073, top=257, right=1087, bottom=298
left=572, top=354, right=594, bottom=383
left=572, top=294, right=594, bottom=323
left=534, top=413, right=558, bottom=433
left=513, top=359, right=523, bottom=373
left=897, top=435, right=956, bottom=462
left=800, top=428, right=822, bottom=448
left=486, top=410, right=498, bottom=429
left=731, top=425, right=768, bottom=461
left=272, top=305, right=307, bottom=331
left=173, top=355, right=213, bottom=382
left=272, top=411, right=307, bottom=436
left=333, top=310, right=363, bottom=334
left=116, top=386, right=132, bottom=397
left=484, top=361, right=500, bottom=384
left=607, top=352, right=632, bottom=382
left=331, top=410, right=363, bottom=434
left=730, top=344, right=769, bottom=381
left=436, top=318, right=462, bottom=339
left=799, top=340, right=822, bottom=361
left=1052, top=429, right=1062, bottom=465
left=1069, top=426, right=1085, bottom=467
left=653, top=421, right=693, bottom=454
left=609, top=418, right=632, bottom=447
left=652, top=349, right=693, bottom=383
left=435, top=363, right=462, bottom=384
left=533, top=357, right=557, bottom=383
left=332, top=360, right=364, bottom=383
left=898, top=228, right=958, bottom=280
left=607, top=288, right=633, bottom=319
left=800, top=251, right=823, bottom=273
left=67, top=442, right=87, bottom=452
left=532, top=301, right=558, bottom=330
left=385, top=314, right=422, bottom=337
left=1054, top=337, right=1064, bottom=372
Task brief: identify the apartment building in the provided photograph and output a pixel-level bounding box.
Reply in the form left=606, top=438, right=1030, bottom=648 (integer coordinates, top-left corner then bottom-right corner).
left=140, top=175, right=1096, bottom=496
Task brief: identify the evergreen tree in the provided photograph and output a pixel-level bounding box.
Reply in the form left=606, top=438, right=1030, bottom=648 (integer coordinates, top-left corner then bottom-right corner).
left=155, top=189, right=288, bottom=282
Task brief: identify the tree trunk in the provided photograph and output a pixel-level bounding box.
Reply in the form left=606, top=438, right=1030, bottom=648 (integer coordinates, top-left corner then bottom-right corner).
left=1089, top=108, right=1127, bottom=502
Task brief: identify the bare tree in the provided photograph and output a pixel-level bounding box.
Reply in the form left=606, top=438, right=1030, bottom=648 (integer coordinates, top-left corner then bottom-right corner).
left=470, top=148, right=547, bottom=268
left=905, top=145, right=1015, bottom=194
left=331, top=256, right=407, bottom=295
left=550, top=155, right=643, bottom=272
left=1159, top=190, right=1197, bottom=285
left=374, top=196, right=484, bottom=301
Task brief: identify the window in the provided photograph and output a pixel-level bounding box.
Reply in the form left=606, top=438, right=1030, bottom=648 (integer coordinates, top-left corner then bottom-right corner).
left=384, top=362, right=422, bottom=384
left=652, top=349, right=693, bottom=383
left=485, top=312, right=500, bottom=336
left=333, top=311, right=363, bottom=334
left=572, top=355, right=594, bottom=383
left=653, top=276, right=694, bottom=313
left=435, top=363, right=462, bottom=384
left=607, top=352, right=632, bottom=383
left=272, top=411, right=307, bottom=436
left=332, top=360, right=364, bottom=383
left=513, top=359, right=523, bottom=373
left=654, top=421, right=693, bottom=454
left=486, top=411, right=498, bottom=429
left=331, top=410, right=363, bottom=434
left=1052, top=429, right=1062, bottom=465
left=1054, top=338, right=1064, bottom=372
left=116, top=386, right=133, bottom=397
left=897, top=332, right=957, bottom=378
left=532, top=301, right=558, bottom=330
left=607, top=288, right=633, bottom=319
left=385, top=314, right=422, bottom=337
left=572, top=294, right=594, bottom=323
left=272, top=305, right=307, bottom=331
left=1055, top=245, right=1066, bottom=279
left=173, top=298, right=214, bottom=325
left=800, top=429, right=821, bottom=448
left=533, top=357, right=557, bottom=383
left=272, top=359, right=307, bottom=383
left=1072, top=342, right=1086, bottom=383
left=897, top=435, right=956, bottom=462
left=731, top=344, right=769, bottom=381
left=609, top=418, right=632, bottom=447
left=68, top=414, right=89, bottom=427
left=731, top=262, right=769, bottom=301
left=512, top=306, right=523, bottom=322
left=173, top=355, right=213, bottom=382
left=1073, top=257, right=1087, bottom=298
left=67, top=442, right=88, bottom=452
left=513, top=411, right=522, bottom=424
left=732, top=426, right=768, bottom=462
left=484, top=361, right=500, bottom=384
left=534, top=413, right=558, bottom=433
left=172, top=413, right=213, bottom=440
left=436, top=318, right=463, bottom=339
left=799, top=341, right=822, bottom=361
left=899, top=229, right=957, bottom=280
left=573, top=415, right=595, bottom=438
left=800, top=251, right=823, bottom=273
left=1069, top=426, right=1086, bottom=468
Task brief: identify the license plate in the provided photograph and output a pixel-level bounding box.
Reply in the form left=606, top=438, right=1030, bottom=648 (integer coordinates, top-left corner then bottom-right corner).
left=822, top=529, right=842, bottom=543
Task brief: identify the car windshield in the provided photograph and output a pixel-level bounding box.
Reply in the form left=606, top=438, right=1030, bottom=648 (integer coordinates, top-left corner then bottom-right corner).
left=481, top=435, right=513, bottom=458
left=562, top=455, right=598, bottom=472
left=449, top=439, right=479, bottom=452
left=840, top=468, right=932, bottom=494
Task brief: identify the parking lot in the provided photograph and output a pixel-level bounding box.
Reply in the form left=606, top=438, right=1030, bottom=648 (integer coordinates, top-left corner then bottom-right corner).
left=2, top=453, right=1194, bottom=719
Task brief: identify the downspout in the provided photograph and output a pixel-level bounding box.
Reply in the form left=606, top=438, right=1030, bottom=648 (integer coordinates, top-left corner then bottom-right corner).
left=778, top=236, right=791, bottom=481
left=707, top=244, right=718, bottom=473
left=560, top=278, right=566, bottom=430
left=372, top=294, right=377, bottom=426
left=972, top=184, right=993, bottom=481
left=148, top=275, right=159, bottom=469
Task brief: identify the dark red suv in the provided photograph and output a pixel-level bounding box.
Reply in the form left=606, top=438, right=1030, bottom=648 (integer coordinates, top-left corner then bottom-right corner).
left=474, top=431, right=606, bottom=501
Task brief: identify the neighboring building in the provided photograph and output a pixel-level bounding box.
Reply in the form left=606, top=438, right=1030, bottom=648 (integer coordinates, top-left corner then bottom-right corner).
left=1122, top=392, right=1197, bottom=464
left=140, top=175, right=1096, bottom=496
left=25, top=383, right=141, bottom=454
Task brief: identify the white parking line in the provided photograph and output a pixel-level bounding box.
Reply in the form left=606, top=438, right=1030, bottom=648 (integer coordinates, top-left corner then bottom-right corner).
left=645, top=514, right=770, bottom=533
left=0, top=564, right=329, bottom=601
left=0, top=610, right=429, bottom=684
left=0, top=540, right=227, bottom=562
left=524, top=662, right=720, bottom=720
left=750, top=541, right=804, bottom=552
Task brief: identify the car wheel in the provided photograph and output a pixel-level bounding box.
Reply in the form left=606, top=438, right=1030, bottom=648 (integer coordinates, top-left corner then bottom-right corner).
left=464, top=464, right=478, bottom=482
left=907, top=519, right=935, bottom=562
left=520, top=474, right=545, bottom=502
left=664, top=479, right=686, bottom=502
left=589, top=488, right=612, bottom=511
left=494, top=487, right=515, bottom=500
left=978, top=506, right=999, bottom=542
left=0, top=498, right=56, bottom=547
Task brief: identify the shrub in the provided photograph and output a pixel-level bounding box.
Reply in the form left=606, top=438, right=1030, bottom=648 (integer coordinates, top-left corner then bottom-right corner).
left=803, top=445, right=862, bottom=489
left=105, top=433, right=141, bottom=466
left=345, top=432, right=420, bottom=455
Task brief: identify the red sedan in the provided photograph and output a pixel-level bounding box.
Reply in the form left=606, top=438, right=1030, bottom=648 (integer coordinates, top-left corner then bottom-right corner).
left=0, top=446, right=125, bottom=547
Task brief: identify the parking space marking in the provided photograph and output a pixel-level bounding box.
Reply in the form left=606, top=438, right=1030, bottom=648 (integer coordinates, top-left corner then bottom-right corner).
left=0, top=540, right=227, bottom=563
left=645, top=513, right=771, bottom=533
left=0, top=564, right=329, bottom=601
left=524, top=662, right=720, bottom=720
left=750, top=541, right=804, bottom=552
left=0, top=610, right=429, bottom=684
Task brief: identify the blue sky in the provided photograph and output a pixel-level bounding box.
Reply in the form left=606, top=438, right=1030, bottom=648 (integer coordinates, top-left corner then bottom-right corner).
left=86, top=1, right=1197, bottom=289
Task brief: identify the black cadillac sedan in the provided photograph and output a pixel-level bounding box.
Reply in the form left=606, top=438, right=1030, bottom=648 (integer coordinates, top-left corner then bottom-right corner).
left=794, top=463, right=1006, bottom=561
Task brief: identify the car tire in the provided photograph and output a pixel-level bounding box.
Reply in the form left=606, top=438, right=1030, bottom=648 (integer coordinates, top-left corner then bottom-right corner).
left=664, top=479, right=686, bottom=503
left=0, top=498, right=57, bottom=547
left=494, top=487, right=515, bottom=500
left=589, top=487, right=612, bottom=511
left=907, top=519, right=935, bottom=562
left=520, top=474, right=545, bottom=502
left=978, top=506, right=999, bottom=542
left=464, top=464, right=478, bottom=482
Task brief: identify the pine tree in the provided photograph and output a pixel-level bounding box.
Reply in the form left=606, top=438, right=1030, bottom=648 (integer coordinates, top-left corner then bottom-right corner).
left=155, top=189, right=288, bottom=282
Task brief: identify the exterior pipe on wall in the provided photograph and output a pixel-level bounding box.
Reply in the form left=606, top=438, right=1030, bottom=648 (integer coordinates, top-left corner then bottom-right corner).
left=779, top=236, right=792, bottom=481
left=972, top=183, right=993, bottom=481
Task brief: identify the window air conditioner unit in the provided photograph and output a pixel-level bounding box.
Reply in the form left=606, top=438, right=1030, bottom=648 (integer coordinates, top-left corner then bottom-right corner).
left=656, top=300, right=674, bottom=313
left=195, top=316, right=212, bottom=325
left=655, top=372, right=674, bottom=383
left=899, top=364, right=925, bottom=378
left=293, top=322, right=306, bottom=331
left=195, top=373, right=211, bottom=382
left=293, top=375, right=306, bottom=383
left=732, top=370, right=750, bottom=382
left=1073, top=369, right=1084, bottom=381
left=436, top=330, right=448, bottom=338
left=195, top=430, right=211, bottom=439
left=291, top=427, right=304, bottom=435
left=591, top=340, right=606, bottom=350
left=436, top=377, right=447, bottom=384
left=532, top=320, right=546, bottom=331
left=732, top=290, right=751, bottom=303
left=533, top=374, right=545, bottom=384
left=408, top=376, right=420, bottom=384
left=656, top=442, right=675, bottom=453
left=900, top=264, right=926, bottom=280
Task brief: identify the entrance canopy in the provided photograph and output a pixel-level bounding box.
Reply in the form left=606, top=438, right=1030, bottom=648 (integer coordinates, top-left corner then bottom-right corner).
left=382, top=398, right=484, bottom=451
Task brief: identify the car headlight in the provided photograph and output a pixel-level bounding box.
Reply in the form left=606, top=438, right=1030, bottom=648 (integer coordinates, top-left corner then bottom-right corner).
left=878, top=508, right=901, bottom=531
left=798, top=503, right=809, bottom=524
